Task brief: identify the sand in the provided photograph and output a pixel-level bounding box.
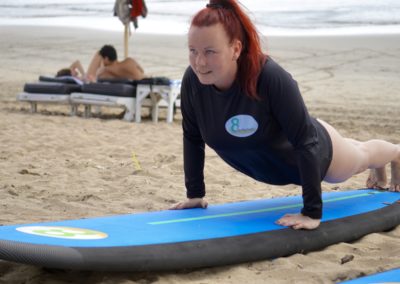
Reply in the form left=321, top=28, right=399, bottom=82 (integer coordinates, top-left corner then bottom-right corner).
left=0, top=26, right=399, bottom=283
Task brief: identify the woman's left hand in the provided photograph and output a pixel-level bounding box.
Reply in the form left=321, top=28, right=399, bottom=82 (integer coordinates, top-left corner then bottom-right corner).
left=275, top=213, right=320, bottom=230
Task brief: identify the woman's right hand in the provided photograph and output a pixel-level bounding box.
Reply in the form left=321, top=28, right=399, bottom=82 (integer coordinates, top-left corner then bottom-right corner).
left=169, top=198, right=208, bottom=210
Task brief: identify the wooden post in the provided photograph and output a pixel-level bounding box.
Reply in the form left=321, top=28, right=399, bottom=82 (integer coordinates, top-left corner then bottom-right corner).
left=124, top=23, right=129, bottom=59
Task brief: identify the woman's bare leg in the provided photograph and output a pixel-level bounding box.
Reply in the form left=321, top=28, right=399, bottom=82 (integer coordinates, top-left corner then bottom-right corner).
left=342, top=137, right=388, bottom=188
left=69, top=60, right=85, bottom=78
left=86, top=52, right=103, bottom=82
left=318, top=119, right=400, bottom=191
left=366, top=166, right=387, bottom=189
left=390, top=155, right=400, bottom=191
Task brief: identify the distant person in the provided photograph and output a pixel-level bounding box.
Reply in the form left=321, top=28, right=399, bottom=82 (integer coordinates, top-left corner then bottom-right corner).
left=170, top=0, right=400, bottom=231
left=87, top=44, right=146, bottom=82
left=56, top=60, right=86, bottom=81
left=56, top=45, right=146, bottom=82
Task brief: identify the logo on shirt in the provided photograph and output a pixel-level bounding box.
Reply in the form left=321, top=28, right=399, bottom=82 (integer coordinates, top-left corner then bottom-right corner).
left=225, top=115, right=258, bottom=137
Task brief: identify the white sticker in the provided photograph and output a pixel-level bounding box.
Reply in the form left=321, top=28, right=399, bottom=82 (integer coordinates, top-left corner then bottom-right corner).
left=16, top=226, right=108, bottom=240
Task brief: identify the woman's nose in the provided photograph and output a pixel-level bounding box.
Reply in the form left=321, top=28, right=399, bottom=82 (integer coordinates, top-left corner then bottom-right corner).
left=196, top=53, right=206, bottom=66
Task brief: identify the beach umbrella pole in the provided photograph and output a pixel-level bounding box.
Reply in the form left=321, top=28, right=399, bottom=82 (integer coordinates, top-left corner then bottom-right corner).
left=124, top=23, right=129, bottom=59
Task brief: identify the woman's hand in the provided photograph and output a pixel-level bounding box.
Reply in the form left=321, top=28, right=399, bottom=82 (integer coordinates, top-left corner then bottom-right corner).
left=169, top=198, right=208, bottom=210
left=275, top=213, right=321, bottom=230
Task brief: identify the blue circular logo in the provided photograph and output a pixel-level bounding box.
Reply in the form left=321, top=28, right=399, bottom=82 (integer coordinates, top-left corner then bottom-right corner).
left=225, top=115, right=258, bottom=137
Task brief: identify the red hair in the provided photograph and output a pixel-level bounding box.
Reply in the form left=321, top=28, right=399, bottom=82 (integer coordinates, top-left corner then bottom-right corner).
left=191, top=0, right=265, bottom=99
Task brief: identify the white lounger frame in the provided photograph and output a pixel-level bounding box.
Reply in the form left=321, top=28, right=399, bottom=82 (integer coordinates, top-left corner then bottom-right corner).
left=17, top=92, right=77, bottom=115
left=70, top=92, right=142, bottom=122
left=135, top=80, right=181, bottom=123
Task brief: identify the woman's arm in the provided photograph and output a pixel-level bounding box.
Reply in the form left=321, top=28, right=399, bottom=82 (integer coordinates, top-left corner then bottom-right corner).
left=69, top=60, right=85, bottom=78
left=265, top=61, right=323, bottom=222
left=170, top=67, right=208, bottom=210
left=181, top=68, right=206, bottom=199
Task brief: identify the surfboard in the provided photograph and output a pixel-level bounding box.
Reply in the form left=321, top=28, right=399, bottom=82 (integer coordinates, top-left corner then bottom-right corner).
left=341, top=268, right=400, bottom=283
left=0, top=189, right=399, bottom=271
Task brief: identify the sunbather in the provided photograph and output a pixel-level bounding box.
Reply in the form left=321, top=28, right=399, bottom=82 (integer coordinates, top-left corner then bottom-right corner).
left=56, top=45, right=146, bottom=82
left=56, top=60, right=86, bottom=81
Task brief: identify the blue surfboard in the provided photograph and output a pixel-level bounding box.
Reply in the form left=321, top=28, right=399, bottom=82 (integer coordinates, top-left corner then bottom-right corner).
left=341, top=268, right=400, bottom=283
left=0, top=189, right=399, bottom=271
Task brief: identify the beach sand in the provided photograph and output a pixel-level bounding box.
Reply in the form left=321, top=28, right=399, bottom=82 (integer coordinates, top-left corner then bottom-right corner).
left=0, top=26, right=399, bottom=283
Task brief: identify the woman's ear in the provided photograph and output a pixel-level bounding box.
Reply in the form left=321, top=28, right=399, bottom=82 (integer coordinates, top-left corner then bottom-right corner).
left=232, top=39, right=243, bottom=60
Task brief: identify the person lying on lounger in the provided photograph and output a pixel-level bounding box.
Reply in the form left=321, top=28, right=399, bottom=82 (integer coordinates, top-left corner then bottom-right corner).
left=56, top=45, right=146, bottom=82
left=56, top=60, right=86, bottom=81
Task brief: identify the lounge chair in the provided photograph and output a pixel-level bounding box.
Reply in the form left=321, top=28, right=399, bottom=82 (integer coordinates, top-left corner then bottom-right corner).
left=70, top=80, right=139, bottom=121
left=18, top=76, right=181, bottom=122
left=70, top=77, right=181, bottom=123
left=17, top=76, right=82, bottom=115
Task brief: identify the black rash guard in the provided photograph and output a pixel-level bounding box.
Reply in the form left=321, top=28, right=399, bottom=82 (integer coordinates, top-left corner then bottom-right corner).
left=181, top=57, right=332, bottom=219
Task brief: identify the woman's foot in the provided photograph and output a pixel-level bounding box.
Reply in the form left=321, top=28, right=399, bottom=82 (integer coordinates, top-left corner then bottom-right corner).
left=390, top=155, right=400, bottom=192
left=366, top=167, right=387, bottom=189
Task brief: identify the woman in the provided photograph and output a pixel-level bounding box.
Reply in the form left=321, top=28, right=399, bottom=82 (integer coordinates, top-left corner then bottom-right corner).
left=56, top=60, right=86, bottom=81
left=171, top=0, right=400, bottom=230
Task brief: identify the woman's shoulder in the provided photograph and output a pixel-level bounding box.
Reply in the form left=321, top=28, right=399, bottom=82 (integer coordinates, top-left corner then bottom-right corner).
left=261, top=57, right=290, bottom=79
left=259, top=56, right=296, bottom=87
left=257, top=56, right=299, bottom=101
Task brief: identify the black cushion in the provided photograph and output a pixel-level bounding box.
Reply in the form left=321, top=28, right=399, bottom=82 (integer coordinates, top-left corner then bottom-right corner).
left=97, top=78, right=135, bottom=85
left=24, top=82, right=81, bottom=94
left=98, top=77, right=172, bottom=86
left=82, top=83, right=136, bottom=97
left=136, top=77, right=172, bottom=86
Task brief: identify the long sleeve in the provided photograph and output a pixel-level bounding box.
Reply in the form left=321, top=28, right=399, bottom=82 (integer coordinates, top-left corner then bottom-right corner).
left=181, top=68, right=206, bottom=199
left=266, top=64, right=323, bottom=219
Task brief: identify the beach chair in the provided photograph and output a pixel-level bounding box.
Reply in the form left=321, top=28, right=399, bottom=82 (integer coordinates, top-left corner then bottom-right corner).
left=70, top=80, right=140, bottom=121
left=17, top=76, right=82, bottom=115
left=135, top=78, right=181, bottom=123
left=70, top=77, right=181, bottom=123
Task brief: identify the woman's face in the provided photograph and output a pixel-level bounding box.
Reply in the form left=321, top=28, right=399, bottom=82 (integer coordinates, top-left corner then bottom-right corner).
left=188, top=23, right=242, bottom=91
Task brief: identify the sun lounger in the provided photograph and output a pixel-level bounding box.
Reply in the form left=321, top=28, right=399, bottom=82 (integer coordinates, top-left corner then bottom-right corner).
left=135, top=78, right=181, bottom=123
left=17, top=76, right=82, bottom=114
left=70, top=77, right=181, bottom=123
left=18, top=76, right=181, bottom=122
left=70, top=82, right=140, bottom=121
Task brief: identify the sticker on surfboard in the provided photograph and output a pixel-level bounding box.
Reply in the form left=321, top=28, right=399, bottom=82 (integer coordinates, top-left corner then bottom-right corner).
left=16, top=226, right=108, bottom=240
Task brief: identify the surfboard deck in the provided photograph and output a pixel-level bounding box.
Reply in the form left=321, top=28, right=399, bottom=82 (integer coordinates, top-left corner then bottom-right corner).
left=341, top=267, right=400, bottom=283
left=0, top=189, right=399, bottom=271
